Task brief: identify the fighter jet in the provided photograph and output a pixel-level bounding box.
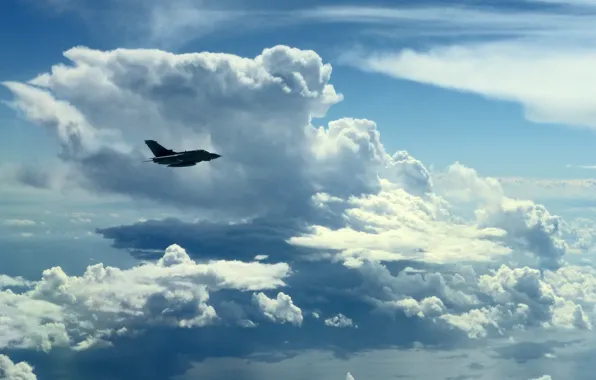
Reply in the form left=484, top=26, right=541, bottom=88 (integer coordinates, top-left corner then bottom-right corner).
left=143, top=140, right=221, bottom=167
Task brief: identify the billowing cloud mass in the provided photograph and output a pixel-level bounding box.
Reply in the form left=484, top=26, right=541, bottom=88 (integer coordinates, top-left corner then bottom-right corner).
left=2, top=44, right=400, bottom=220
left=324, top=313, right=354, bottom=328
left=253, top=292, right=304, bottom=326
left=290, top=163, right=570, bottom=270
left=0, top=355, right=36, bottom=380
left=0, top=244, right=296, bottom=353
left=3, top=43, right=596, bottom=379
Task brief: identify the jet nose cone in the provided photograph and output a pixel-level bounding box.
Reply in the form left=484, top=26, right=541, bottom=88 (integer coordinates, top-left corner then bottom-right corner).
left=211, top=153, right=221, bottom=159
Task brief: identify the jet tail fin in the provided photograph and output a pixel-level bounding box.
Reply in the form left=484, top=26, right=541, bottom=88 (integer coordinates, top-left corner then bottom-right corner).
left=145, top=140, right=175, bottom=157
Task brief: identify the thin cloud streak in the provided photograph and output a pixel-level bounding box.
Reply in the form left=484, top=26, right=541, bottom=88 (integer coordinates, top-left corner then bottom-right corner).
left=296, top=5, right=596, bottom=44
left=566, top=165, right=596, bottom=169
left=30, top=1, right=596, bottom=47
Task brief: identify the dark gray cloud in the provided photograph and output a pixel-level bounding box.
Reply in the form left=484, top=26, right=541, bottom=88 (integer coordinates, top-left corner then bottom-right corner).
left=3, top=310, right=459, bottom=380
left=14, top=166, right=52, bottom=189
left=495, top=341, right=560, bottom=363
left=96, top=217, right=330, bottom=262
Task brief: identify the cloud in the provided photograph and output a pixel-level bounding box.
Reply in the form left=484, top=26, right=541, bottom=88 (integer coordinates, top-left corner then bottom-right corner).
left=2, top=219, right=36, bottom=227
left=284, top=160, right=594, bottom=339
left=324, top=313, right=354, bottom=328
left=14, top=166, right=52, bottom=189
left=28, top=0, right=264, bottom=49
left=497, top=178, right=596, bottom=202
left=0, top=45, right=415, bottom=221
left=288, top=185, right=509, bottom=266
left=300, top=161, right=571, bottom=269
left=290, top=161, right=571, bottom=269
left=165, top=339, right=596, bottom=380
left=353, top=258, right=595, bottom=340
left=0, top=355, right=37, bottom=380
left=0, top=275, right=30, bottom=289
left=393, top=296, right=446, bottom=319
left=297, top=4, right=594, bottom=37
left=95, top=217, right=310, bottom=262
left=367, top=42, right=596, bottom=128
left=343, top=2, right=596, bottom=129
left=529, top=0, right=596, bottom=7
left=0, top=244, right=292, bottom=352
left=29, top=1, right=596, bottom=49
left=252, top=292, right=303, bottom=326
left=4, top=42, right=596, bottom=380
left=566, top=164, right=596, bottom=169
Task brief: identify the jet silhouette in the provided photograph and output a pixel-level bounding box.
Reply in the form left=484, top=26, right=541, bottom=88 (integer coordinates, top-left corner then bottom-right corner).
left=144, top=140, right=221, bottom=167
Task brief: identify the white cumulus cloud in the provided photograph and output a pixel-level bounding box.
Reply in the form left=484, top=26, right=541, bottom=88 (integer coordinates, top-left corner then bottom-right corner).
left=252, top=292, right=303, bottom=326
left=324, top=313, right=354, bottom=328
left=0, top=244, right=291, bottom=352
left=0, top=355, right=37, bottom=380
left=1, top=45, right=410, bottom=222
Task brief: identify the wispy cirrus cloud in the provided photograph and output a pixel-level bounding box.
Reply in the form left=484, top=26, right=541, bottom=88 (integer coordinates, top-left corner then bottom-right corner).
left=566, top=164, right=596, bottom=169
left=28, top=0, right=596, bottom=48
left=340, top=1, right=596, bottom=129
left=298, top=4, right=595, bottom=32
left=350, top=41, right=596, bottom=125
left=527, top=0, right=596, bottom=7
left=2, top=219, right=36, bottom=226
left=26, top=0, right=262, bottom=48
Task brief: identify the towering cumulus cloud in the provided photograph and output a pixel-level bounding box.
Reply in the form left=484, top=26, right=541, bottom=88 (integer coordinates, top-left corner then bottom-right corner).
left=2, top=44, right=596, bottom=379
left=3, top=45, right=389, bottom=220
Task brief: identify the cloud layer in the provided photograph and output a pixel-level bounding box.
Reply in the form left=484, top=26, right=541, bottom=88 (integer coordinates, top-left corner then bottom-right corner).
left=0, top=244, right=295, bottom=353
left=3, top=43, right=596, bottom=379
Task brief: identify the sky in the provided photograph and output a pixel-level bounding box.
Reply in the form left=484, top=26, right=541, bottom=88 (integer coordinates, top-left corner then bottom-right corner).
left=2, top=0, right=596, bottom=379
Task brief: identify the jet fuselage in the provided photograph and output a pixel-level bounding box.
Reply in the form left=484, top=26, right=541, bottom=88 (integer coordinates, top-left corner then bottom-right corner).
left=144, top=140, right=220, bottom=167
left=151, top=150, right=221, bottom=166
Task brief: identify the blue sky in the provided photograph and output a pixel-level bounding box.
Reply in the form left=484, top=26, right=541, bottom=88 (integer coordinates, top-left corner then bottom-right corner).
left=3, top=1, right=596, bottom=380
